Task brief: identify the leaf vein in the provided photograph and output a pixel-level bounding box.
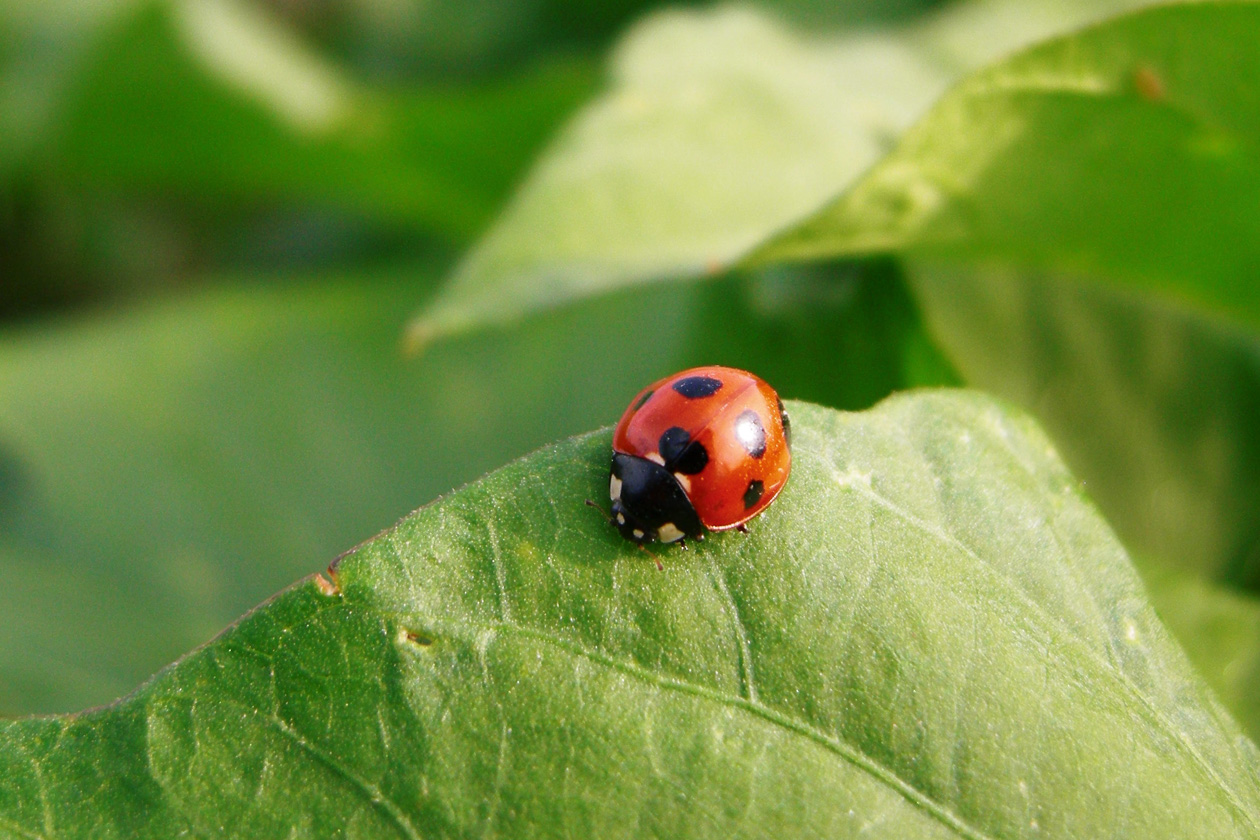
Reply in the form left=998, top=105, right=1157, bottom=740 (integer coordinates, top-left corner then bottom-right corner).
left=267, top=717, right=421, bottom=840
left=0, top=813, right=47, bottom=840
left=707, top=556, right=758, bottom=703
left=837, top=470, right=1260, bottom=833
left=500, top=624, right=996, bottom=840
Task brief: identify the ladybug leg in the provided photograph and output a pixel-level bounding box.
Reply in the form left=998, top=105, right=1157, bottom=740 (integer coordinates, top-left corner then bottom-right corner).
left=677, top=538, right=688, bottom=551
left=735, top=523, right=750, bottom=534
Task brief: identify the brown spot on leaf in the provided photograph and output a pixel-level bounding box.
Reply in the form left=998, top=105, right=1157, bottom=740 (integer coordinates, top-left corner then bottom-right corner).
left=1134, top=65, right=1165, bottom=102
left=313, top=573, right=341, bottom=597
left=403, top=629, right=437, bottom=647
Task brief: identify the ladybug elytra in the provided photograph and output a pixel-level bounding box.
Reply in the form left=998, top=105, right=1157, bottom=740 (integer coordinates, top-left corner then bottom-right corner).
left=605, top=366, right=791, bottom=547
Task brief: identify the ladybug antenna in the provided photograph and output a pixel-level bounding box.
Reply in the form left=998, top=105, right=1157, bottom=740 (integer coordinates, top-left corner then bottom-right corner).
left=586, top=499, right=663, bottom=570
left=638, top=543, right=665, bottom=572
left=584, top=498, right=611, bottom=521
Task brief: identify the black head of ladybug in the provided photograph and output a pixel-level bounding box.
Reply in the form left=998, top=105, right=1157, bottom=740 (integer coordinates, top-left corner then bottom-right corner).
left=608, top=452, right=704, bottom=545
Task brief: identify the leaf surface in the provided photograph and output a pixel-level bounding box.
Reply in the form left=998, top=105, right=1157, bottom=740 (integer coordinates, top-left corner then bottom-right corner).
left=907, top=261, right=1260, bottom=587
left=406, top=0, right=1151, bottom=345
left=2, top=393, right=1257, bottom=838
left=0, top=267, right=690, bottom=714
left=757, top=3, right=1260, bottom=330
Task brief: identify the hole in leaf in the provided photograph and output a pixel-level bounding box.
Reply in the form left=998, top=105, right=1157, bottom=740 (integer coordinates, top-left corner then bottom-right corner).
left=402, top=628, right=437, bottom=648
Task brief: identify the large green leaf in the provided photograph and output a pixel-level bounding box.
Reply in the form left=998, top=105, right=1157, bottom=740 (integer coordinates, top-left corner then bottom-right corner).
left=0, top=259, right=943, bottom=716
left=2, top=393, right=1258, bottom=837
left=905, top=261, right=1260, bottom=731
left=397, top=1, right=1260, bottom=709
left=757, top=2, right=1260, bottom=331
left=406, top=0, right=1149, bottom=347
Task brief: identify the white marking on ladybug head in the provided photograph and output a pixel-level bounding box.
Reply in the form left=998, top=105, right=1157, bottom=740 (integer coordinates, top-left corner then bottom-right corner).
left=646, top=451, right=665, bottom=466
left=610, top=474, right=623, bottom=501
left=616, top=513, right=626, bottom=525
left=673, top=472, right=691, bottom=493
left=632, top=528, right=645, bottom=540
left=658, top=523, right=684, bottom=543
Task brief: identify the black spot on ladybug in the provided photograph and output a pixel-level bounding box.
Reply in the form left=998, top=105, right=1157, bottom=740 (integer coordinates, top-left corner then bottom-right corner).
left=659, top=426, right=690, bottom=462
left=777, top=398, right=791, bottom=447
left=632, top=389, right=654, bottom=411
left=673, top=376, right=723, bottom=399
left=659, top=426, right=709, bottom=475
left=734, top=409, right=766, bottom=458
left=743, top=479, right=764, bottom=510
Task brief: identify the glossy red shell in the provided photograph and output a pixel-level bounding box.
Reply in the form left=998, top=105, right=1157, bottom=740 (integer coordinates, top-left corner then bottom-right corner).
left=612, top=365, right=790, bottom=530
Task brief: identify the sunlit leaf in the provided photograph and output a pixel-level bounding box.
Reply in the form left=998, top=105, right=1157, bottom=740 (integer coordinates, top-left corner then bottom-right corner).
left=407, top=0, right=1150, bottom=347
left=757, top=3, right=1260, bottom=331
left=2, top=393, right=1257, bottom=837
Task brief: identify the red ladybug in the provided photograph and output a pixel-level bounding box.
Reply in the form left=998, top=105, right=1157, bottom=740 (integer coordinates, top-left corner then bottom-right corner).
left=605, top=366, right=791, bottom=547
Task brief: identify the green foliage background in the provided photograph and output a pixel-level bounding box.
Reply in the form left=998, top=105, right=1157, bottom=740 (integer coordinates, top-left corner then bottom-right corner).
left=2, top=0, right=1260, bottom=835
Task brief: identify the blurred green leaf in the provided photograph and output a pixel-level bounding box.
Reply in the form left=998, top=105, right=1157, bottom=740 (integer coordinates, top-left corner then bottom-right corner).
left=758, top=3, right=1260, bottom=332
left=908, top=262, right=1260, bottom=587
left=1141, top=557, right=1260, bottom=740
left=41, top=0, right=596, bottom=240
left=407, top=0, right=1149, bottom=346
left=2, top=393, right=1258, bottom=837
left=0, top=0, right=139, bottom=177
left=682, top=259, right=961, bottom=408
left=0, top=258, right=944, bottom=715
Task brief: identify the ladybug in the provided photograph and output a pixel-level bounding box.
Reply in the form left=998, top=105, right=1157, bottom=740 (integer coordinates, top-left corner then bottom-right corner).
left=604, top=365, right=791, bottom=547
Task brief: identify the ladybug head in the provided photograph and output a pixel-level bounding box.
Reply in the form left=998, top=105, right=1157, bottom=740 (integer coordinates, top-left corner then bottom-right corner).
left=609, top=453, right=704, bottom=545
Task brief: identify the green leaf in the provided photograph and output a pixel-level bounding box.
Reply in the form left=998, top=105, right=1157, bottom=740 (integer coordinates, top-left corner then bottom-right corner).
left=0, top=0, right=138, bottom=176
left=756, top=2, right=1260, bottom=331
left=2, top=393, right=1258, bottom=837
left=682, top=259, right=962, bottom=407
left=906, top=261, right=1260, bottom=587
left=406, top=0, right=1151, bottom=346
left=41, top=0, right=595, bottom=239
left=903, top=261, right=1260, bottom=732
left=0, top=259, right=945, bottom=715
left=1141, top=557, right=1260, bottom=741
